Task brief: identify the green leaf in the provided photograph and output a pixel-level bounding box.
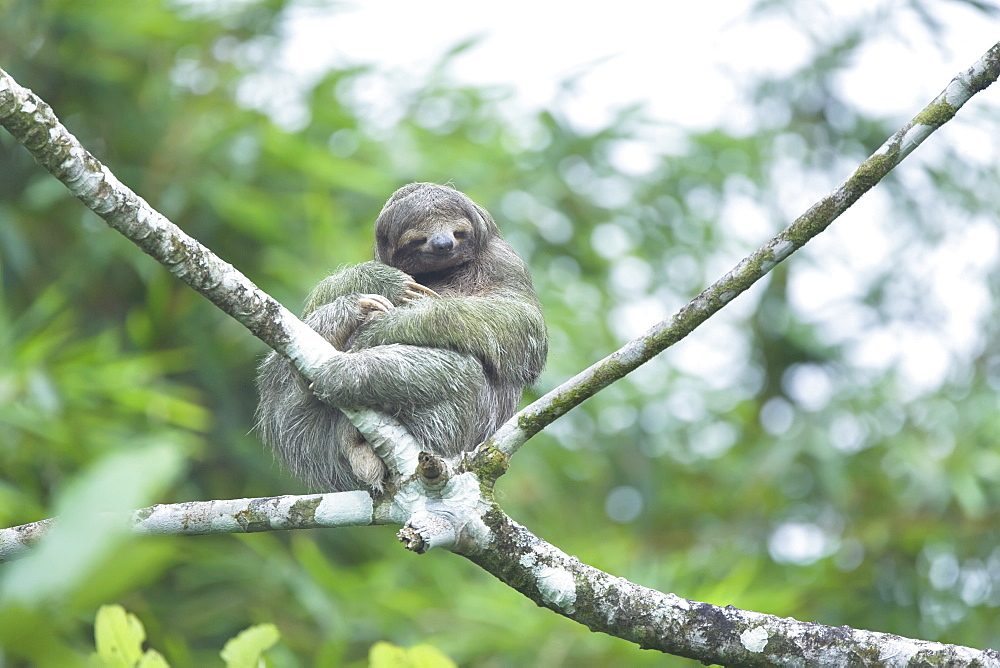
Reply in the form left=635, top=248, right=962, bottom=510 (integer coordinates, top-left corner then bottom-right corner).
left=405, top=645, right=458, bottom=668
left=220, top=623, right=280, bottom=668
left=89, top=605, right=171, bottom=668
left=368, top=641, right=407, bottom=667
left=368, top=641, right=456, bottom=668
left=136, top=649, right=170, bottom=668
left=91, top=604, right=145, bottom=668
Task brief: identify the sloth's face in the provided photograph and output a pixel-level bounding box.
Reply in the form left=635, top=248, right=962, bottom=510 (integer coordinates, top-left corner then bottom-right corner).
left=382, top=217, right=477, bottom=276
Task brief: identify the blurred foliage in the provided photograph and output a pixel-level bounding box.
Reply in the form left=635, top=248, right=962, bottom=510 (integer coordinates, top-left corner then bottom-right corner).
left=2, top=0, right=1000, bottom=665
left=91, top=604, right=170, bottom=668
left=88, top=603, right=278, bottom=667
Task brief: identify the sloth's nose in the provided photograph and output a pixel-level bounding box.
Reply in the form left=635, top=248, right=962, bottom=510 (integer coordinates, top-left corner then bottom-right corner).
left=429, top=233, right=454, bottom=252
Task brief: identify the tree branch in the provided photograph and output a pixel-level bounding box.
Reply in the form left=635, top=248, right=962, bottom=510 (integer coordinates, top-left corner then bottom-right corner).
left=0, top=492, right=377, bottom=563
left=482, top=40, right=1000, bottom=459
left=0, top=65, right=422, bottom=480
left=4, top=495, right=997, bottom=664
left=467, top=507, right=1000, bottom=666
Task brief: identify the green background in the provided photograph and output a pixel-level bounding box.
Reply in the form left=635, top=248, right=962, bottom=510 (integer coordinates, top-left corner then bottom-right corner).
left=1, top=1, right=999, bottom=665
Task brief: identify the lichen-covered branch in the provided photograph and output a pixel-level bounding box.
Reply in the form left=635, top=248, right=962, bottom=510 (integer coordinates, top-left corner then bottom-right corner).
left=0, top=65, right=422, bottom=478
left=0, top=492, right=376, bottom=563
left=0, top=519, right=54, bottom=565
left=3, top=487, right=994, bottom=663
left=466, top=507, right=1000, bottom=666
left=484, top=40, right=1000, bottom=458
left=0, top=67, right=318, bottom=369
left=3, top=490, right=996, bottom=663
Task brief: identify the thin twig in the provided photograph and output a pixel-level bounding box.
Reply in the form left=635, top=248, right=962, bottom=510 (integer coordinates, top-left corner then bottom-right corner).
left=484, top=40, right=1000, bottom=460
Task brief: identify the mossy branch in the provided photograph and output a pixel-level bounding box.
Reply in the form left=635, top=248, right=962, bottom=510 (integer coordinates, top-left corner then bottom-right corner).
left=0, top=492, right=378, bottom=563
left=466, top=505, right=1000, bottom=665
left=0, top=65, right=422, bottom=480
left=484, top=40, right=1000, bottom=460
left=4, top=494, right=996, bottom=665
left=0, top=68, right=318, bottom=367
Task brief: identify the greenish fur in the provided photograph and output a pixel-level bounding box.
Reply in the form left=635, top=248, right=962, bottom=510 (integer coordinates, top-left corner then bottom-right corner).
left=256, top=183, right=547, bottom=491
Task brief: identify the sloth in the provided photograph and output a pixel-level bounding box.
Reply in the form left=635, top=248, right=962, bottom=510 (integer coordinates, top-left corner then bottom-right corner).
left=256, top=183, right=547, bottom=491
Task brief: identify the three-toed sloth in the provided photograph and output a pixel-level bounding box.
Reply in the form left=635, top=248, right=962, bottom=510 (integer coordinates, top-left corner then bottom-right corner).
left=256, top=183, right=547, bottom=491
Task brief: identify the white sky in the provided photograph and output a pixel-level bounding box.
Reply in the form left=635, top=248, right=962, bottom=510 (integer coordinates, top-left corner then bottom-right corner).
left=282, top=1, right=999, bottom=135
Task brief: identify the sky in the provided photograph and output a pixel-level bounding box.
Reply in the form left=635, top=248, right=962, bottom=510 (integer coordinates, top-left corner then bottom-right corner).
left=281, top=1, right=999, bottom=142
